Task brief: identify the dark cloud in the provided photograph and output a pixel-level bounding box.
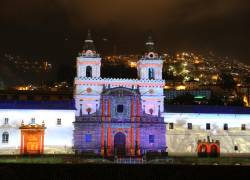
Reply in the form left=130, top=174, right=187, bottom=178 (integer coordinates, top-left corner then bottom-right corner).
left=0, top=0, right=250, bottom=62
left=1, top=0, right=249, bottom=28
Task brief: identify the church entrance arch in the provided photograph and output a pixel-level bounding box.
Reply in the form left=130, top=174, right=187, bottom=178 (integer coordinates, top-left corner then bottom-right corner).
left=114, top=132, right=126, bottom=157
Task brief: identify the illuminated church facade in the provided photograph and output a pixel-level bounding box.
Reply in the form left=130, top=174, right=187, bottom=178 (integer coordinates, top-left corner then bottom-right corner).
left=73, top=31, right=166, bottom=156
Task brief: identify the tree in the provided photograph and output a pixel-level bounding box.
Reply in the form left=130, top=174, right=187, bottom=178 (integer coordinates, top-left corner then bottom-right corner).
left=228, top=97, right=245, bottom=106
left=208, top=94, right=224, bottom=105
left=219, top=73, right=236, bottom=90
left=171, top=93, right=195, bottom=105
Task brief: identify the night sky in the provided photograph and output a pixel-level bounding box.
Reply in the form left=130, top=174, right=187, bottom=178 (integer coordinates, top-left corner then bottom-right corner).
left=0, top=0, right=250, bottom=64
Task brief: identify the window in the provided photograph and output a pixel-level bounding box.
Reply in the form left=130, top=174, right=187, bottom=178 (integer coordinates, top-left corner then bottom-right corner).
left=57, top=118, right=61, bottom=125
left=206, top=123, right=210, bottom=130
left=224, top=123, right=228, bottom=130
left=2, top=132, right=9, bottom=143
left=169, top=123, right=174, bottom=129
left=149, top=135, right=154, bottom=143
left=85, top=134, right=92, bottom=143
left=86, top=66, right=92, bottom=78
left=4, top=118, right=8, bottom=125
left=241, top=124, right=246, bottom=130
left=234, top=145, right=238, bottom=151
left=31, top=118, right=35, bottom=124
left=187, top=123, right=192, bottom=130
left=148, top=68, right=155, bottom=80
left=117, top=105, right=124, bottom=113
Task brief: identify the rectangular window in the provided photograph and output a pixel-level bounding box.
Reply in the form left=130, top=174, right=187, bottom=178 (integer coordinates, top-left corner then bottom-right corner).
left=149, top=135, right=154, bottom=143
left=169, top=123, right=174, bottom=129
left=187, top=123, right=192, bottom=130
left=2, top=132, right=9, bottom=143
left=57, top=118, right=61, bottom=125
left=224, top=123, right=228, bottom=130
left=117, top=105, right=124, bottom=113
left=85, top=134, right=92, bottom=143
left=31, top=118, right=35, bottom=124
left=241, top=124, right=246, bottom=130
left=206, top=123, right=210, bottom=130
left=4, top=118, right=8, bottom=125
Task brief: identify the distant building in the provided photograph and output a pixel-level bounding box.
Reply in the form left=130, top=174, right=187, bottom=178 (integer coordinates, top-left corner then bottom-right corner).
left=0, top=90, right=72, bottom=101
left=164, top=89, right=211, bottom=100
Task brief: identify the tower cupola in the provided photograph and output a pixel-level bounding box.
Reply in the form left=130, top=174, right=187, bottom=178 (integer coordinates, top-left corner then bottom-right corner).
left=79, top=30, right=99, bottom=57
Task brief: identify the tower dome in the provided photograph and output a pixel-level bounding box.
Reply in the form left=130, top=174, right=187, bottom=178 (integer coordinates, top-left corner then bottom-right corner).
left=144, top=35, right=159, bottom=59
left=80, top=29, right=99, bottom=57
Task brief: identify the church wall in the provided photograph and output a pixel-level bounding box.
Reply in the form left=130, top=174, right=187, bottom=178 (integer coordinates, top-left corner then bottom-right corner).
left=74, top=84, right=103, bottom=116
left=140, top=123, right=166, bottom=153
left=0, top=109, right=75, bottom=154
left=140, top=87, right=164, bottom=116
left=73, top=122, right=101, bottom=154
left=163, top=113, right=250, bottom=155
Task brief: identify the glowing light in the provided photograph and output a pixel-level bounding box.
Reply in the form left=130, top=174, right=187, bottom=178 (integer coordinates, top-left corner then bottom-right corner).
left=243, top=96, right=249, bottom=107
left=211, top=75, right=219, bottom=80
left=164, top=85, right=171, bottom=89
left=175, top=85, right=186, bottom=90
left=129, top=61, right=137, bottom=68
left=16, top=85, right=33, bottom=91
left=194, top=60, right=200, bottom=64
left=195, top=95, right=206, bottom=99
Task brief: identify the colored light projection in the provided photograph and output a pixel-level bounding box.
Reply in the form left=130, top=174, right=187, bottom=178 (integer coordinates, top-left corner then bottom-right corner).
left=19, top=121, right=46, bottom=154
left=74, top=87, right=166, bottom=157
left=197, top=138, right=220, bottom=157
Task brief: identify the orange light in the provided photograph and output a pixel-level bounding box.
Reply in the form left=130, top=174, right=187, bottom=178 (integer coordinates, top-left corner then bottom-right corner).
left=175, top=85, right=186, bottom=90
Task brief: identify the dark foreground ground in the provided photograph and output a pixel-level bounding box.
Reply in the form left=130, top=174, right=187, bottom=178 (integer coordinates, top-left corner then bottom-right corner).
left=1, top=164, right=250, bottom=180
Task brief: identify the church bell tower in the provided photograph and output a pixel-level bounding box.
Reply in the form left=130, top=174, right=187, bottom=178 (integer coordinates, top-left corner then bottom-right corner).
left=137, top=35, right=164, bottom=116
left=74, top=30, right=102, bottom=116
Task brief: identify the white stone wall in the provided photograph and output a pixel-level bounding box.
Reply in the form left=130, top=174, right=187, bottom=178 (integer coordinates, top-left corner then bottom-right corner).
left=140, top=87, right=164, bottom=116
left=0, top=109, right=75, bottom=154
left=74, top=80, right=103, bottom=116
left=163, top=112, right=250, bottom=155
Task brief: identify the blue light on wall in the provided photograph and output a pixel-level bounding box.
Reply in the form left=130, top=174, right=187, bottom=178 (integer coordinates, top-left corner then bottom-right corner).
left=85, top=134, right=92, bottom=143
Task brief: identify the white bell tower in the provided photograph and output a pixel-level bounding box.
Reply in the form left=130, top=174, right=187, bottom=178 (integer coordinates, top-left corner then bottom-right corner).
left=76, top=30, right=101, bottom=78
left=137, top=35, right=165, bottom=116
left=74, top=30, right=102, bottom=116
left=137, top=36, right=163, bottom=80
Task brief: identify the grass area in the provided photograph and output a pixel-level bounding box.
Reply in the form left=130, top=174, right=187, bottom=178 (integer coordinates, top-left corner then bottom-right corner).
left=149, top=156, right=250, bottom=165
left=1, top=155, right=250, bottom=165
left=0, top=156, right=64, bottom=164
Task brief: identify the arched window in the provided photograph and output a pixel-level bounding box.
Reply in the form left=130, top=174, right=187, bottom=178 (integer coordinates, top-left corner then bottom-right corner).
left=148, top=68, right=155, bottom=80
left=2, top=132, right=9, bottom=143
left=86, top=66, right=92, bottom=77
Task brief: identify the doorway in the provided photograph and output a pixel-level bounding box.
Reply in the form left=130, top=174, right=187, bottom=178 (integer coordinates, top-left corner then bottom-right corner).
left=114, top=132, right=126, bottom=157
